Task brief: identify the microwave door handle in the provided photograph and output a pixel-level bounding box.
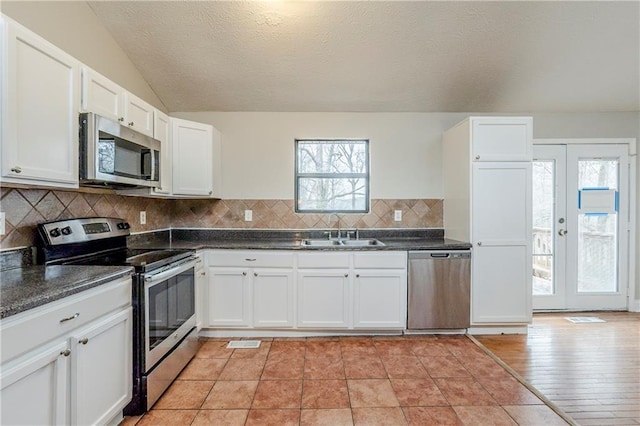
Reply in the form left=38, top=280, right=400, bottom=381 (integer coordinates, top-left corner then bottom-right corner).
left=144, top=258, right=197, bottom=285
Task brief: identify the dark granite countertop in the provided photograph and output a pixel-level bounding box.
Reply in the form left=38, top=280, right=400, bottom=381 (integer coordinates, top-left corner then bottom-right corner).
left=128, top=229, right=472, bottom=252
left=1, top=265, right=134, bottom=319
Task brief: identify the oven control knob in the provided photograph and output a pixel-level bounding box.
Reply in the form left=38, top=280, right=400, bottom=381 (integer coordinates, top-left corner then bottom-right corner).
left=61, top=226, right=72, bottom=236
left=117, top=222, right=130, bottom=230
left=49, top=228, right=61, bottom=238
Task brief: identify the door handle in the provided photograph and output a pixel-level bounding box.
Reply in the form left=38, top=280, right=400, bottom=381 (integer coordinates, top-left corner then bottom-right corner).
left=558, top=229, right=567, bottom=236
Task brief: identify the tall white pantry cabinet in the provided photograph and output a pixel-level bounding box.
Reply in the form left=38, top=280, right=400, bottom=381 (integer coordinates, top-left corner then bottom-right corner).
left=443, top=117, right=533, bottom=327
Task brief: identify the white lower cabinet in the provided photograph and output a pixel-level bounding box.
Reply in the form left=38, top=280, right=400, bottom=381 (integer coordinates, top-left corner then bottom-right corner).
left=0, top=341, right=69, bottom=425
left=297, top=270, right=350, bottom=328
left=0, top=277, right=132, bottom=426
left=253, top=269, right=294, bottom=327
left=353, top=269, right=407, bottom=328
left=203, top=250, right=408, bottom=331
left=70, top=308, right=132, bottom=426
left=207, top=267, right=252, bottom=327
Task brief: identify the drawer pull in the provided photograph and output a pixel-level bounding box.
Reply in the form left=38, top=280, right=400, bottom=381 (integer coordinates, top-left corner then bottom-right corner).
left=10, top=166, right=22, bottom=173
left=79, top=338, right=89, bottom=345
left=128, top=121, right=134, bottom=126
left=245, top=258, right=257, bottom=262
left=60, top=313, right=80, bottom=323
left=60, top=349, right=71, bottom=357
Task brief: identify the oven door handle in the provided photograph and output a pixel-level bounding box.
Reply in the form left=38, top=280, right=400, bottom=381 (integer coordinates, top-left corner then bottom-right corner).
left=144, top=257, right=197, bottom=284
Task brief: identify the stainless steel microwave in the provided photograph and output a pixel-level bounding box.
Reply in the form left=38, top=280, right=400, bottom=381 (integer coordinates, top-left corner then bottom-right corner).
left=79, top=112, right=160, bottom=188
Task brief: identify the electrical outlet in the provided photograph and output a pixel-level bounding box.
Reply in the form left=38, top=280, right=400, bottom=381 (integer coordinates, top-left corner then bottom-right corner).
left=0, top=212, right=5, bottom=235
left=244, top=210, right=253, bottom=221
left=394, top=210, right=402, bottom=222
left=140, top=211, right=146, bottom=225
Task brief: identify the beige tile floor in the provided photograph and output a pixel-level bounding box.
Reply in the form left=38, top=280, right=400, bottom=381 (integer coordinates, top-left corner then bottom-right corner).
left=122, top=336, right=568, bottom=425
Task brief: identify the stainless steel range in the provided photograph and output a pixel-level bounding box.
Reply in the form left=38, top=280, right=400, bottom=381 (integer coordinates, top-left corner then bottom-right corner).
left=36, top=217, right=199, bottom=415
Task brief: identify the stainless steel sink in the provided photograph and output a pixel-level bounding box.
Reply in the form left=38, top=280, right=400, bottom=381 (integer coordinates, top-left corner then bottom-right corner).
left=301, top=239, right=385, bottom=247
left=341, top=239, right=385, bottom=247
left=301, top=239, right=343, bottom=247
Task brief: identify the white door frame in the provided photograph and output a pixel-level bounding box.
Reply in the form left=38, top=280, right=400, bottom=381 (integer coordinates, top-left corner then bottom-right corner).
left=534, top=138, right=637, bottom=312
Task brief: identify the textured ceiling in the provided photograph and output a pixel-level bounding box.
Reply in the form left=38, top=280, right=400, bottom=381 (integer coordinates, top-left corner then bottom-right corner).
left=87, top=1, right=639, bottom=113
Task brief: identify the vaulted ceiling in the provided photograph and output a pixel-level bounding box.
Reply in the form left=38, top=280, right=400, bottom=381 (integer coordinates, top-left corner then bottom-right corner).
left=87, top=1, right=639, bottom=113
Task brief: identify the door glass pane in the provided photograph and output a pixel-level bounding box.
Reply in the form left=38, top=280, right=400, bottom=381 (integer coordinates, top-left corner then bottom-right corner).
left=577, top=159, right=618, bottom=293
left=532, top=161, right=554, bottom=295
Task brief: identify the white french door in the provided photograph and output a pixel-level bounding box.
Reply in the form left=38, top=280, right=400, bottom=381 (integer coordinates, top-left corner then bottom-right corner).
left=532, top=144, right=629, bottom=311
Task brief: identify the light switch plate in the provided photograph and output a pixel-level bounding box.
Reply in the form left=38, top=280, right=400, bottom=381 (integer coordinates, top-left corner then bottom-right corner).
left=245, top=210, right=253, bottom=221
left=140, top=211, right=146, bottom=225
left=0, top=212, right=5, bottom=235
left=394, top=210, right=402, bottom=221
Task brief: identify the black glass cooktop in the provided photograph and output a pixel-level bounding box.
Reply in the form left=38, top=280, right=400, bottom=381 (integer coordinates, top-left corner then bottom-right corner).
left=62, top=248, right=193, bottom=272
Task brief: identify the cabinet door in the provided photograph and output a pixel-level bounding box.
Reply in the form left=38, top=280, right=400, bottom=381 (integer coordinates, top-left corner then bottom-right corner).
left=2, top=20, right=79, bottom=186
left=353, top=270, right=407, bottom=329
left=207, top=267, right=252, bottom=327
left=152, top=109, right=172, bottom=194
left=471, top=117, right=532, bottom=162
left=471, top=162, right=532, bottom=324
left=0, top=341, right=69, bottom=425
left=253, top=269, right=294, bottom=328
left=122, top=92, right=154, bottom=137
left=80, top=66, right=123, bottom=121
left=472, top=245, right=531, bottom=323
left=70, top=307, right=132, bottom=426
left=171, top=118, right=214, bottom=196
left=297, top=270, right=350, bottom=328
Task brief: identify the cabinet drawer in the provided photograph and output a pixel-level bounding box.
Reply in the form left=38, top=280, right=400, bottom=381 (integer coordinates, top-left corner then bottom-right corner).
left=1, top=277, right=131, bottom=363
left=298, top=252, right=350, bottom=269
left=354, top=252, right=407, bottom=269
left=207, top=250, right=294, bottom=268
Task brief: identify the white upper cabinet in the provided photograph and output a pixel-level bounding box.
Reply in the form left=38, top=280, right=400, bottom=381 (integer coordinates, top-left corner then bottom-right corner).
left=80, top=66, right=123, bottom=122
left=122, top=91, right=154, bottom=137
left=171, top=118, right=215, bottom=197
left=1, top=18, right=80, bottom=188
left=81, top=66, right=154, bottom=137
left=470, top=117, right=533, bottom=162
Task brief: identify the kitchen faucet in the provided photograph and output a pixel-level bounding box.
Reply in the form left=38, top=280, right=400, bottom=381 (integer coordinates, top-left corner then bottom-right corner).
left=327, top=213, right=342, bottom=240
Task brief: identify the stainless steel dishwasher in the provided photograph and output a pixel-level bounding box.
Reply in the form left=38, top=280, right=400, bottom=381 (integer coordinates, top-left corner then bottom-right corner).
left=408, top=250, right=471, bottom=329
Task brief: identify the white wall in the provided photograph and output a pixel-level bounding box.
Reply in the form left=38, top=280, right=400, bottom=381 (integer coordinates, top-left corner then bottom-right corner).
left=1, top=1, right=166, bottom=111
left=172, top=112, right=472, bottom=199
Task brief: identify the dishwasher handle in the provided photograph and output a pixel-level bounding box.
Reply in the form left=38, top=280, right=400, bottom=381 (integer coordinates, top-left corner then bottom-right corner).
left=408, top=250, right=470, bottom=260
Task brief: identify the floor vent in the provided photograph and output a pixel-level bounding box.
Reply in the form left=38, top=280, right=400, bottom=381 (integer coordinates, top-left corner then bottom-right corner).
left=565, top=317, right=606, bottom=323
left=227, top=340, right=261, bottom=349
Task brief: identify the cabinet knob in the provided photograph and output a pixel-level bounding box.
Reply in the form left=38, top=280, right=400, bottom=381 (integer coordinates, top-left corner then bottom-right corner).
left=356, top=274, right=360, bottom=278
left=242, top=272, right=247, bottom=276
left=254, top=272, right=258, bottom=277
left=200, top=272, right=206, bottom=276
left=10, top=166, right=22, bottom=173
left=79, top=338, right=89, bottom=345
left=209, top=191, right=213, bottom=195
left=118, top=117, right=124, bottom=122
left=128, top=121, right=134, bottom=126
left=344, top=273, right=349, bottom=278
left=60, top=312, right=80, bottom=323
left=60, top=349, right=71, bottom=357
left=477, top=242, right=482, bottom=246
left=475, top=155, right=481, bottom=160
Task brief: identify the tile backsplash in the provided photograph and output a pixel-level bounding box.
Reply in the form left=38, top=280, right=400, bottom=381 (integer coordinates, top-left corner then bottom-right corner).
left=0, top=187, right=443, bottom=250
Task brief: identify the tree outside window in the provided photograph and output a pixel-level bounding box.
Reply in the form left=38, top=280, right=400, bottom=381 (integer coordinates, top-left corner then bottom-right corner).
left=295, top=140, right=369, bottom=213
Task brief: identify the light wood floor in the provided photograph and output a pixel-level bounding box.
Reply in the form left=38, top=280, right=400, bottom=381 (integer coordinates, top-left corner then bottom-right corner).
left=476, top=312, right=640, bottom=426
